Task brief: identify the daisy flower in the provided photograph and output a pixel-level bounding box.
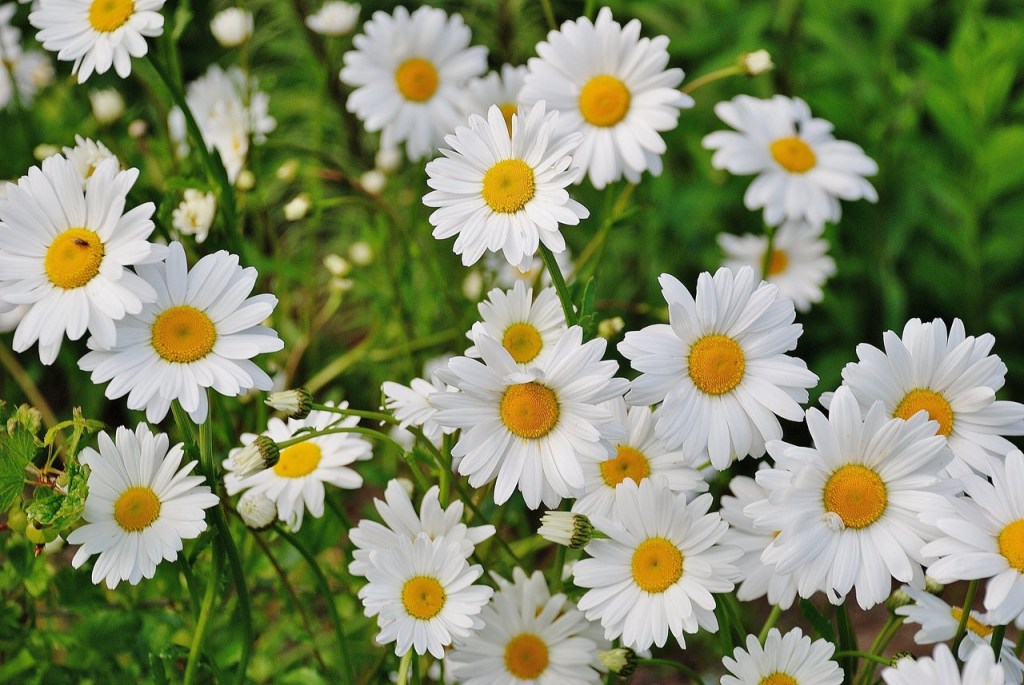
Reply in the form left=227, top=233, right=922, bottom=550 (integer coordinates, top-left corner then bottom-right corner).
left=29, top=0, right=166, bottom=83
left=340, top=5, right=487, bottom=162
left=447, top=568, right=609, bottom=685
left=462, top=63, right=528, bottom=132
left=382, top=375, right=454, bottom=445
left=349, top=478, right=494, bottom=577
left=519, top=7, right=692, bottom=189
left=827, top=317, right=1024, bottom=476
left=223, top=402, right=372, bottom=531
left=305, top=1, right=360, bottom=37
left=61, top=135, right=118, bottom=184
left=721, top=628, right=843, bottom=685
left=572, top=397, right=707, bottom=521
left=882, top=643, right=1005, bottom=685
left=618, top=266, right=818, bottom=470
left=424, top=101, right=589, bottom=270
left=465, top=280, right=567, bottom=369
left=359, top=533, right=493, bottom=658
left=923, top=449, right=1024, bottom=625
left=718, top=219, right=837, bottom=312
left=573, top=478, right=740, bottom=651
left=719, top=473, right=799, bottom=609
left=66, top=424, right=219, bottom=589
left=753, top=386, right=957, bottom=609
left=894, top=584, right=1024, bottom=680
left=78, top=241, right=284, bottom=424
left=702, top=94, right=878, bottom=226
left=433, top=326, right=628, bottom=509
left=0, top=155, right=163, bottom=365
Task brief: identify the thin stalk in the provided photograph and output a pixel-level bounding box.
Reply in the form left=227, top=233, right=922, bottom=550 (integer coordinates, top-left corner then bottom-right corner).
left=758, top=605, right=783, bottom=643
left=636, top=658, right=706, bottom=685
left=212, top=506, right=253, bottom=685
left=183, top=544, right=221, bottom=685
left=309, top=404, right=397, bottom=425
left=538, top=0, right=557, bottom=30
left=539, top=243, right=577, bottom=326
left=170, top=402, right=198, bottom=446
left=571, top=182, right=635, bottom=279
left=952, top=580, right=980, bottom=660
left=836, top=603, right=858, bottom=685
left=396, top=651, right=413, bottom=685
left=0, top=344, right=57, bottom=428
left=992, top=624, right=1007, bottom=661
left=682, top=65, right=744, bottom=95
left=761, top=223, right=779, bottom=280
left=834, top=651, right=892, bottom=666
left=856, top=615, right=903, bottom=685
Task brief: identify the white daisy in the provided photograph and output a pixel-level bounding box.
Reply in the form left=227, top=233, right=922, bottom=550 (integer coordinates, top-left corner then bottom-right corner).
left=462, top=63, right=528, bottom=132
left=702, top=94, right=878, bottom=226
left=447, top=567, right=609, bottom=685
left=340, top=5, right=487, bottom=162
left=66, top=423, right=219, bottom=589
left=753, top=386, right=957, bottom=609
left=572, top=397, right=707, bottom=521
left=382, top=375, right=455, bottom=445
left=305, top=1, right=360, bottom=37
left=465, top=280, right=567, bottom=369
left=78, top=241, right=284, bottom=424
left=882, top=643, right=1005, bottom=685
left=62, top=135, right=118, bottom=184
left=424, top=101, right=589, bottom=270
left=573, top=478, right=740, bottom=651
left=618, top=266, right=818, bottom=470
left=719, top=473, right=799, bottom=609
left=923, top=449, right=1024, bottom=625
left=721, top=627, right=843, bottom=685
left=827, top=317, right=1024, bottom=476
left=349, top=478, right=494, bottom=577
left=0, top=155, right=163, bottom=365
left=519, top=7, right=692, bottom=189
left=223, top=402, right=372, bottom=531
left=170, top=189, right=216, bottom=244
left=29, top=0, right=165, bottom=83
left=359, top=533, right=493, bottom=658
left=895, top=584, right=1023, bottom=681
left=718, top=219, right=837, bottom=312
left=433, top=326, right=628, bottom=509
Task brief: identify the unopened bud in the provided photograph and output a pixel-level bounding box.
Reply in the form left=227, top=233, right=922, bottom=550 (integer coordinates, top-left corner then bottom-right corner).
left=230, top=436, right=280, bottom=477
left=360, top=169, right=386, bottom=194
left=538, top=511, right=592, bottom=549
left=890, top=652, right=914, bottom=666
left=265, top=388, right=313, bottom=419
left=237, top=490, right=277, bottom=529
left=284, top=193, right=311, bottom=220
left=887, top=587, right=912, bottom=613
left=236, top=169, right=256, bottom=190
left=738, top=49, right=774, bottom=76
left=597, top=316, right=625, bottom=339
left=599, top=648, right=637, bottom=676
left=924, top=576, right=944, bottom=595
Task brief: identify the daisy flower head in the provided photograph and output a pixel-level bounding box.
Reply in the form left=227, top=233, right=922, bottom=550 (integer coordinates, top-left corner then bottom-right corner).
left=66, top=424, right=219, bottom=589
left=519, top=7, right=692, bottom=190
left=78, top=241, right=284, bottom=424
left=223, top=402, right=372, bottom=531
left=382, top=375, right=455, bottom=445
left=305, top=1, right=360, bottom=37
left=447, top=567, right=610, bottom=685
left=340, top=5, right=487, bottom=162
left=424, top=101, right=589, bottom=270
left=882, top=643, right=1005, bottom=685
left=572, top=397, right=707, bottom=521
left=432, top=326, right=628, bottom=509
left=462, top=63, right=528, bottom=132
left=62, top=134, right=118, bottom=185
left=465, top=280, right=567, bottom=369
left=828, top=317, right=1024, bottom=476
left=923, top=449, right=1024, bottom=626
left=702, top=94, right=878, bottom=226
left=573, top=478, right=740, bottom=651
left=349, top=478, right=494, bottom=577
left=0, top=154, right=163, bottom=365
left=358, top=533, right=493, bottom=658
left=754, top=385, right=957, bottom=609
left=721, top=628, right=843, bottom=685
left=30, top=0, right=166, bottom=83
left=718, top=219, right=837, bottom=312
left=618, top=266, right=818, bottom=469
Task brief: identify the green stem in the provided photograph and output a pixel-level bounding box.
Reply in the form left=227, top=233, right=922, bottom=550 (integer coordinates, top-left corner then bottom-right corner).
left=276, top=425, right=406, bottom=452
left=212, top=506, right=253, bottom=685
left=183, top=544, right=220, bottom=685
left=833, top=651, right=893, bottom=666
left=856, top=615, right=903, bottom=685
left=275, top=525, right=354, bottom=685
left=682, top=65, right=744, bottom=95
left=170, top=401, right=198, bottom=446
left=0, top=343, right=57, bottom=428
left=992, top=624, right=1007, bottom=661
left=836, top=603, right=858, bottom=685
left=952, top=580, right=980, bottom=661
left=572, top=183, right=635, bottom=280
left=396, top=651, right=413, bottom=685
left=309, top=404, right=397, bottom=425
left=539, top=243, right=577, bottom=326
left=758, top=605, right=783, bottom=643
left=761, top=223, right=779, bottom=280
left=636, top=658, right=706, bottom=685
left=538, top=0, right=557, bottom=30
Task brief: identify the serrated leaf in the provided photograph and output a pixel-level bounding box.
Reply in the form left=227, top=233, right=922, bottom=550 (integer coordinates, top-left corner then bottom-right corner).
left=0, top=433, right=33, bottom=513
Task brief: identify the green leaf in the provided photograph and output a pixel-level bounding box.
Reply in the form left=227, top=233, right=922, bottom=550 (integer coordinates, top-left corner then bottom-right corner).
left=24, top=460, right=89, bottom=533
left=0, top=421, right=37, bottom=513
left=799, top=598, right=837, bottom=645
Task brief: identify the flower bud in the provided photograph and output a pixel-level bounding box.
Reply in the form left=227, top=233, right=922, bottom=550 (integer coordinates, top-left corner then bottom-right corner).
left=538, top=511, right=592, bottom=549
left=89, top=88, right=125, bottom=124
left=230, top=436, right=280, bottom=477
left=237, top=490, right=277, bottom=529
left=738, top=49, right=774, bottom=76
left=599, top=648, right=637, bottom=676
left=210, top=8, right=254, bottom=48
left=284, top=193, right=311, bottom=220
left=265, top=388, right=314, bottom=420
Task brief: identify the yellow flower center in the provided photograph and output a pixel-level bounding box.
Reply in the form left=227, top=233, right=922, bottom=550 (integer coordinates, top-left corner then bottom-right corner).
left=89, top=0, right=134, bottom=32
left=631, top=537, right=683, bottom=593
left=578, top=74, right=631, bottom=127
left=760, top=674, right=799, bottom=685
left=394, top=58, right=438, bottom=102
left=893, top=389, right=954, bottom=437
left=500, top=382, right=560, bottom=439
left=950, top=607, right=994, bottom=638
left=502, top=322, right=543, bottom=364
left=823, top=464, right=887, bottom=529
left=504, top=633, right=549, bottom=679
left=482, top=159, right=535, bottom=214
left=151, top=306, right=218, bottom=363
left=998, top=519, right=1024, bottom=572
left=401, top=575, right=446, bottom=620
left=770, top=136, right=817, bottom=173
left=498, top=102, right=518, bottom=136
left=45, top=228, right=104, bottom=290
left=273, top=442, right=322, bottom=478
left=767, top=249, right=789, bottom=276
left=599, top=445, right=651, bottom=488
left=113, top=486, right=161, bottom=532
left=688, top=334, right=745, bottom=396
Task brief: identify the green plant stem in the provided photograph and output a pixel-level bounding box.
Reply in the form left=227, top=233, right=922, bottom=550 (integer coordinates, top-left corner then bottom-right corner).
left=952, top=579, right=980, bottom=660
left=183, top=543, right=221, bottom=685
left=992, top=624, right=1007, bottom=661
left=212, top=506, right=253, bottom=685
left=310, top=404, right=397, bottom=425
left=539, top=243, right=578, bottom=326
left=636, top=658, right=706, bottom=685
left=682, top=65, right=744, bottom=95
left=758, top=605, right=783, bottom=643
left=856, top=615, right=903, bottom=685
left=572, top=183, right=635, bottom=280
left=539, top=0, right=557, bottom=30
left=396, top=651, right=413, bottom=685
left=0, top=343, right=57, bottom=428
left=275, top=525, right=354, bottom=685
left=834, top=651, right=893, bottom=666
left=836, top=603, right=858, bottom=685
left=170, top=401, right=198, bottom=445
left=761, top=223, right=779, bottom=280
left=276, top=425, right=406, bottom=452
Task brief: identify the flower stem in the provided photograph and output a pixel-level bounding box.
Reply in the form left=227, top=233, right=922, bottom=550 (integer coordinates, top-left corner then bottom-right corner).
left=856, top=615, right=903, bottom=685
left=952, top=579, right=980, bottom=661
left=992, top=624, right=1007, bottom=661
left=758, top=605, right=783, bottom=643
left=0, top=343, right=57, bottom=428
left=309, top=403, right=397, bottom=425
left=834, top=651, right=893, bottom=666
left=836, top=603, right=858, bottom=685
left=396, top=651, right=413, bottom=685
left=183, top=543, right=221, bottom=685
left=682, top=65, right=744, bottom=95
left=539, top=0, right=557, bottom=30
left=539, top=243, right=577, bottom=326
left=761, top=223, right=779, bottom=280
left=636, top=658, right=706, bottom=685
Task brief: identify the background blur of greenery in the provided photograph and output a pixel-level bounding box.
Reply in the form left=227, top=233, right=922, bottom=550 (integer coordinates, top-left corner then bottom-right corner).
left=2, top=0, right=1024, bottom=682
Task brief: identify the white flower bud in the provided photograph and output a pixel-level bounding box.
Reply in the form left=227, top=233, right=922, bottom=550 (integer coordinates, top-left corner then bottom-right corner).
left=210, top=8, right=254, bottom=48
left=739, top=49, right=774, bottom=76
left=237, top=490, right=277, bottom=529
left=284, top=193, right=311, bottom=220
left=305, top=1, right=361, bottom=37
left=359, top=169, right=386, bottom=194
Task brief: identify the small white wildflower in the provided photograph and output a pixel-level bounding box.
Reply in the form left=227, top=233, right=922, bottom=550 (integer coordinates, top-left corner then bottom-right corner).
left=171, top=189, right=217, bottom=244
left=210, top=8, right=254, bottom=48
